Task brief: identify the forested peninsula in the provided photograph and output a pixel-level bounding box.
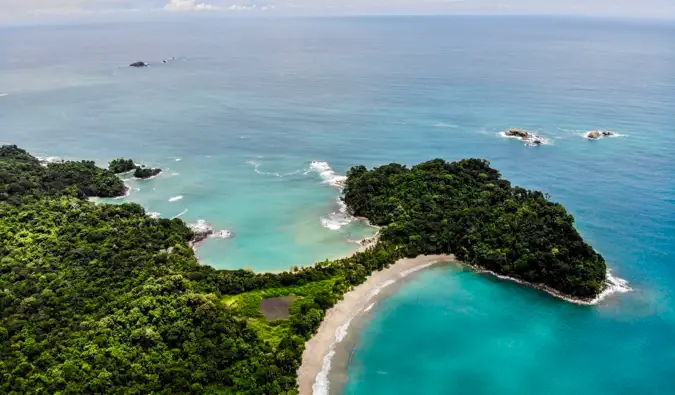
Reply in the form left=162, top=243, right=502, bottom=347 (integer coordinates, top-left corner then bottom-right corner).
left=0, top=146, right=606, bottom=394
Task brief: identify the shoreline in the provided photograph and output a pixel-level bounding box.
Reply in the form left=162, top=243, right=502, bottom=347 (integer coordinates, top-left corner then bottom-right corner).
left=297, top=250, right=631, bottom=395
left=297, top=254, right=455, bottom=395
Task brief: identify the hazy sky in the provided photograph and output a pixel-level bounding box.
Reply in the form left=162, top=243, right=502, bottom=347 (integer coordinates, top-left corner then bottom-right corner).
left=2, top=0, right=675, bottom=21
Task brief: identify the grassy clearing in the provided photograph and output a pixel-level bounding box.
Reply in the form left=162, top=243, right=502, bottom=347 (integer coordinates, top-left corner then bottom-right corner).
left=223, top=277, right=343, bottom=346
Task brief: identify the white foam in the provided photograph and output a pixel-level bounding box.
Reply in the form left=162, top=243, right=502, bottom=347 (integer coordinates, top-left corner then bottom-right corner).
left=592, top=269, right=632, bottom=304
left=171, top=172, right=180, bottom=176
left=171, top=208, right=188, bottom=219
left=400, top=261, right=438, bottom=277
left=113, top=185, right=131, bottom=199
left=212, top=229, right=233, bottom=239
left=168, top=195, right=183, bottom=202
left=320, top=199, right=355, bottom=230
left=309, top=161, right=347, bottom=189
left=368, top=279, right=397, bottom=299
left=188, top=219, right=213, bottom=234
left=474, top=265, right=631, bottom=306
left=147, top=212, right=161, bottom=219
left=582, top=130, right=624, bottom=140
left=497, top=131, right=551, bottom=146
left=133, top=187, right=141, bottom=192
left=312, top=349, right=335, bottom=395
left=312, top=259, right=445, bottom=395
left=174, top=158, right=182, bottom=162
left=247, top=160, right=303, bottom=177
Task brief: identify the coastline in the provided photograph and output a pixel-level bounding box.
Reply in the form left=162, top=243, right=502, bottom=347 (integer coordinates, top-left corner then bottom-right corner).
left=297, top=254, right=455, bottom=395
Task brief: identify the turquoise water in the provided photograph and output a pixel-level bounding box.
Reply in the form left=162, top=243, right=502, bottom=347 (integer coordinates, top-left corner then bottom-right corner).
left=2, top=16, right=674, bottom=393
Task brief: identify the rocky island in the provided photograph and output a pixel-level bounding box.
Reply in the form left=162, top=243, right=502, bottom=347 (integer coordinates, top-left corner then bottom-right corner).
left=133, top=166, right=162, bottom=179
left=129, top=61, right=148, bottom=67
left=585, top=130, right=617, bottom=140
left=1, top=145, right=613, bottom=394
left=504, top=128, right=545, bottom=145
left=108, top=158, right=162, bottom=179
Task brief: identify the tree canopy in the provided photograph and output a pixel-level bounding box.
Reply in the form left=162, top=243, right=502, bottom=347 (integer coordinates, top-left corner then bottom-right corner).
left=108, top=158, right=136, bottom=174
left=343, top=158, right=606, bottom=297
left=0, top=147, right=606, bottom=394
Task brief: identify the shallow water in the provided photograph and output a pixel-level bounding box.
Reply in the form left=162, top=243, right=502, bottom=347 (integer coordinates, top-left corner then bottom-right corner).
left=2, top=15, right=674, bottom=394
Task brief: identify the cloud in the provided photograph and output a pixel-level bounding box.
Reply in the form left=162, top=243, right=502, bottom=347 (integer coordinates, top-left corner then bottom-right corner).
left=227, top=4, right=275, bottom=11
left=164, top=0, right=218, bottom=11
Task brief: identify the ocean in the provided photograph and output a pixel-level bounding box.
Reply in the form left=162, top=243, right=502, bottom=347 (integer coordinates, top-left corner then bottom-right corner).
left=2, top=15, right=674, bottom=394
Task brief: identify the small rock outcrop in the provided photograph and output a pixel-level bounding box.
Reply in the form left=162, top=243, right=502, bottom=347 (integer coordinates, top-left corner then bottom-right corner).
left=129, top=61, right=148, bottom=68
left=188, top=220, right=214, bottom=244
left=503, top=128, right=547, bottom=146
left=585, top=130, right=617, bottom=140
left=505, top=128, right=530, bottom=138
left=587, top=130, right=602, bottom=140
left=134, top=166, right=162, bottom=179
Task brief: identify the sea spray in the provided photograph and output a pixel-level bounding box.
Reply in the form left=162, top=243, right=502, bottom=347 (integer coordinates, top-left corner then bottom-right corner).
left=309, top=161, right=347, bottom=189
left=320, top=199, right=354, bottom=230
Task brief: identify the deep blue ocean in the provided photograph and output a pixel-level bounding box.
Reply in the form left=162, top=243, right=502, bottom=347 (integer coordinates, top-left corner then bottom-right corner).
left=1, top=16, right=674, bottom=394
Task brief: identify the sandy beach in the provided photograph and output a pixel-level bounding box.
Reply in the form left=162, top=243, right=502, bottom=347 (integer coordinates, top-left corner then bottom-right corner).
left=297, top=254, right=455, bottom=395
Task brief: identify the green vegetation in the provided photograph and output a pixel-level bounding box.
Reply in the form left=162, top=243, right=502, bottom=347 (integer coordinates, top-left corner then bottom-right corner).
left=134, top=166, right=162, bottom=179
left=343, top=158, right=607, bottom=297
left=108, top=158, right=136, bottom=174
left=0, top=147, right=606, bottom=394
left=0, top=145, right=126, bottom=204
left=108, top=158, right=162, bottom=179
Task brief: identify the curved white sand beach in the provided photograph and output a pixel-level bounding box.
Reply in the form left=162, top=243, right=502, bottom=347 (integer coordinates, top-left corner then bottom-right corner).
left=297, top=254, right=455, bottom=395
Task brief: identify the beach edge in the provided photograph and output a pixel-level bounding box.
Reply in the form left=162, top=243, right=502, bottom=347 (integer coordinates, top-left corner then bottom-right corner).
left=297, top=254, right=455, bottom=395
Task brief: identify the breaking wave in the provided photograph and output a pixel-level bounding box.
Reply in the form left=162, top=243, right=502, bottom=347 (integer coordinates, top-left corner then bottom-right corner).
left=320, top=199, right=354, bottom=230
left=308, top=161, right=347, bottom=189
left=497, top=131, right=552, bottom=146
left=171, top=208, right=188, bottom=219
left=168, top=195, right=183, bottom=202
left=246, top=160, right=303, bottom=177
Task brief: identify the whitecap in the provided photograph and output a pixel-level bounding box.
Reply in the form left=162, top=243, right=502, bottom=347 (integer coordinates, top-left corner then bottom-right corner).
left=168, top=195, right=183, bottom=202
left=582, top=130, right=624, bottom=140
left=174, top=158, right=182, bottom=162
left=171, top=208, right=188, bottom=219
left=320, top=199, right=355, bottom=230
left=188, top=219, right=212, bottom=234
left=247, top=160, right=303, bottom=178
left=497, top=131, right=551, bottom=146
left=591, top=270, right=632, bottom=304
left=113, top=185, right=132, bottom=200
left=309, top=161, right=346, bottom=189
left=313, top=349, right=335, bottom=395
left=368, top=279, right=397, bottom=299
left=171, top=172, right=180, bottom=176
left=212, top=229, right=234, bottom=239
